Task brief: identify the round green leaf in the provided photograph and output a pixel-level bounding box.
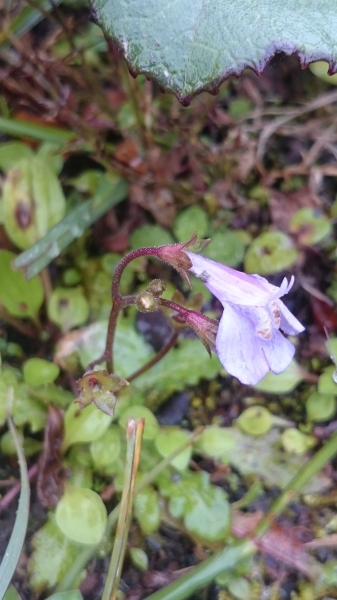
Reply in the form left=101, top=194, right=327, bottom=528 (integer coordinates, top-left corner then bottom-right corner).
left=0, top=250, right=44, bottom=319
left=289, top=208, right=332, bottom=245
left=134, top=487, right=161, bottom=534
left=318, top=366, right=337, bottom=395
left=119, top=406, right=159, bottom=440
left=244, top=231, right=298, bottom=275
left=55, top=484, right=107, bottom=544
left=282, top=429, right=316, bottom=454
left=90, top=426, right=122, bottom=467
left=0, top=142, right=33, bottom=172
left=23, top=358, right=60, bottom=387
left=194, top=426, right=236, bottom=459
left=3, top=156, right=66, bottom=249
left=48, top=287, right=90, bottom=332
left=91, top=1, right=337, bottom=102
left=204, top=230, right=245, bottom=268
left=173, top=206, right=209, bottom=242
left=154, top=428, right=191, bottom=471
left=130, top=224, right=173, bottom=249
left=306, top=392, right=336, bottom=422
left=63, top=402, right=112, bottom=450
left=254, top=360, right=304, bottom=394
left=236, top=406, right=273, bottom=436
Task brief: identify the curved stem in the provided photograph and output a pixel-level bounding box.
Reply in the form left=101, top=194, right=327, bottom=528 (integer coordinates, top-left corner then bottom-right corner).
left=128, top=332, right=179, bottom=383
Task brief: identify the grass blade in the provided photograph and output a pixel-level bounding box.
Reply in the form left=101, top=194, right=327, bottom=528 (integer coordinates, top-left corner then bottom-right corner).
left=0, top=396, right=30, bottom=599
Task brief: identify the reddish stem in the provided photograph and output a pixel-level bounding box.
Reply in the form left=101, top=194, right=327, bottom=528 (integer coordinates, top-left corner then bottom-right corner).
left=0, top=463, right=38, bottom=515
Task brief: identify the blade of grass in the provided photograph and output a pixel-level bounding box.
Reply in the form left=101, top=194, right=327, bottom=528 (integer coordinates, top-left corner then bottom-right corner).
left=56, top=427, right=204, bottom=593
left=12, top=180, right=128, bottom=279
left=0, top=392, right=30, bottom=599
left=142, top=433, right=337, bottom=600
left=0, top=0, right=63, bottom=49
left=102, top=418, right=144, bottom=600
left=0, top=117, right=76, bottom=145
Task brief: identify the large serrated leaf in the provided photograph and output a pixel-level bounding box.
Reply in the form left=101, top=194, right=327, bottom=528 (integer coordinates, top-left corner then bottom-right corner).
left=91, top=0, right=337, bottom=102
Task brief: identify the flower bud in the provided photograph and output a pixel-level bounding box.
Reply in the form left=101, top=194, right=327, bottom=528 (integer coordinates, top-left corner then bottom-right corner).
left=174, top=309, right=218, bottom=356
left=147, top=279, right=166, bottom=298
left=136, top=291, right=159, bottom=312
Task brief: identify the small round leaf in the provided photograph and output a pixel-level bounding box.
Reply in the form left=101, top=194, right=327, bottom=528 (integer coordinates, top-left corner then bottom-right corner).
left=48, top=287, right=89, bottom=332
left=0, top=250, right=44, bottom=319
left=55, top=484, right=107, bottom=544
left=244, top=231, right=298, bottom=275
left=154, top=428, right=191, bottom=471
left=23, top=358, right=60, bottom=387
left=236, top=406, right=273, bottom=436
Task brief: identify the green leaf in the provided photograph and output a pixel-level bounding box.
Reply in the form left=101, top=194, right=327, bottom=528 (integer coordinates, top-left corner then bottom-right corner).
left=12, top=178, right=128, bottom=279
left=254, top=360, right=304, bottom=394
left=154, top=428, right=192, bottom=471
left=63, top=401, right=112, bottom=450
left=306, top=392, right=336, bottom=422
left=129, top=548, right=149, bottom=572
left=135, top=338, right=222, bottom=403
left=194, top=426, right=236, bottom=459
left=236, top=406, right=273, bottom=436
left=55, top=484, right=107, bottom=544
left=0, top=367, right=47, bottom=431
left=23, top=358, right=60, bottom=386
left=244, top=231, right=298, bottom=275
left=281, top=428, right=316, bottom=454
left=119, top=406, right=159, bottom=440
left=91, top=0, right=337, bottom=102
left=0, top=415, right=29, bottom=599
left=0, top=142, right=33, bottom=172
left=173, top=206, right=209, bottom=242
left=289, top=208, right=332, bottom=245
left=134, top=487, right=161, bottom=534
left=28, top=516, right=83, bottom=591
left=90, top=425, right=122, bottom=468
left=130, top=224, right=173, bottom=249
left=204, top=230, right=245, bottom=268
left=158, top=470, right=230, bottom=542
left=318, top=366, right=337, bottom=395
left=48, top=287, right=90, bottom=332
left=310, top=61, right=337, bottom=85
left=0, top=250, right=44, bottom=320
left=3, top=156, right=66, bottom=249
left=3, top=585, right=22, bottom=600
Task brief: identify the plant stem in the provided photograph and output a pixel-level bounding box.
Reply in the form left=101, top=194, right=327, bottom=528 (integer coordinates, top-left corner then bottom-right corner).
left=88, top=247, right=163, bottom=373
left=102, top=418, right=144, bottom=600
left=127, top=332, right=179, bottom=382
left=0, top=306, right=37, bottom=338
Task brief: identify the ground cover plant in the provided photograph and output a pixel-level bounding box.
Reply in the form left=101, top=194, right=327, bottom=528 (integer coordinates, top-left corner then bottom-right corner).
left=2, top=2, right=337, bottom=600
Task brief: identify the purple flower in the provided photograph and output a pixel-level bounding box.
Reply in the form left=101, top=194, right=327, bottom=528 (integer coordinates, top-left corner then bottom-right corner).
left=185, top=252, right=304, bottom=385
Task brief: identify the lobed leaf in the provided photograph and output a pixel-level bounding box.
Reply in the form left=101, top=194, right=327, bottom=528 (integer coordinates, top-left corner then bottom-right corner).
left=91, top=0, right=337, bottom=103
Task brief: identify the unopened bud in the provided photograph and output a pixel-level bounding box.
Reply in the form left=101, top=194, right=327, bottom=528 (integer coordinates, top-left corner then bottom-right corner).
left=136, top=291, right=159, bottom=312
left=147, top=279, right=166, bottom=297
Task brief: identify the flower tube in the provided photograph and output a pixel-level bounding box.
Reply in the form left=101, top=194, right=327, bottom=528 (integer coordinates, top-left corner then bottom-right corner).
left=185, top=252, right=304, bottom=385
